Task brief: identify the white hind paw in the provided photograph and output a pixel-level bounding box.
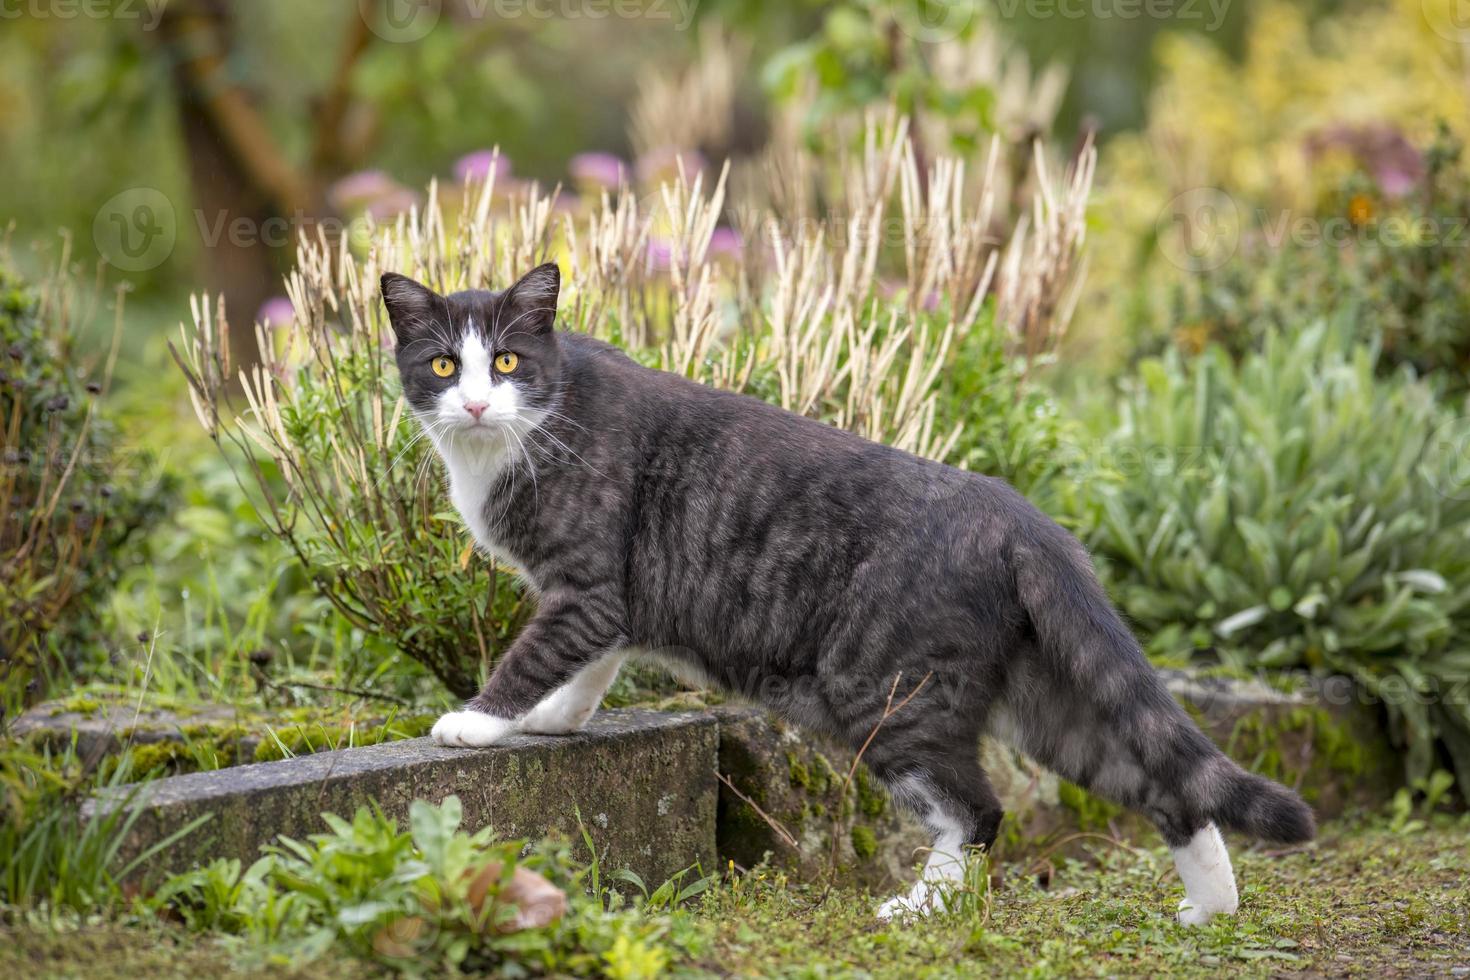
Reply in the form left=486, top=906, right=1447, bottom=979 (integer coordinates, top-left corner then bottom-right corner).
left=431, top=711, right=516, bottom=747
left=1177, top=897, right=1236, bottom=927
left=876, top=882, right=938, bottom=920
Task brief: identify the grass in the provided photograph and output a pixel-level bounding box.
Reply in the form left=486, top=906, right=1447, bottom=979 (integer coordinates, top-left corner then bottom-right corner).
left=3, top=816, right=1465, bottom=978
left=699, top=817, right=1470, bottom=978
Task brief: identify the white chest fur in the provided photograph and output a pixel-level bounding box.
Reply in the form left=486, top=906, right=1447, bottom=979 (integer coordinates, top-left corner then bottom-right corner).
left=421, top=329, right=543, bottom=587
left=439, top=439, right=533, bottom=584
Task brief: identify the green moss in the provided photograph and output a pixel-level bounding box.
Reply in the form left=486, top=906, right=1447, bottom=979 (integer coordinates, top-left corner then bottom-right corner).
left=853, top=767, right=887, bottom=819
left=809, top=753, right=837, bottom=796
left=54, top=695, right=102, bottom=717
left=786, top=753, right=811, bottom=791
left=247, top=713, right=438, bottom=763
left=849, top=824, right=878, bottom=861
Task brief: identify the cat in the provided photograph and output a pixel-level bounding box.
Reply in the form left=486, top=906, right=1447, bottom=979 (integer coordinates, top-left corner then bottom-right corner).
left=380, top=263, right=1314, bottom=923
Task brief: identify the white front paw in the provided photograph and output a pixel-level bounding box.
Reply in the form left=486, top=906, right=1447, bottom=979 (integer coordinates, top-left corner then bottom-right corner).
left=431, top=711, right=516, bottom=747
left=519, top=689, right=597, bottom=735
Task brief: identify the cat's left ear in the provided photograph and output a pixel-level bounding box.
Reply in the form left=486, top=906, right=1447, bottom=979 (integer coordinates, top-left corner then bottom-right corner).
left=380, top=273, right=442, bottom=349
left=501, top=262, right=561, bottom=335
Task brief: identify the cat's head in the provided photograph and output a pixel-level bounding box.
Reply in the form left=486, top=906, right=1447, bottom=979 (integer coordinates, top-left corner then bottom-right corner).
left=380, top=263, right=563, bottom=443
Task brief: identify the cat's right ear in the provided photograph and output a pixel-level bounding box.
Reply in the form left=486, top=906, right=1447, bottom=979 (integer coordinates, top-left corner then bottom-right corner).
left=380, top=273, right=441, bottom=349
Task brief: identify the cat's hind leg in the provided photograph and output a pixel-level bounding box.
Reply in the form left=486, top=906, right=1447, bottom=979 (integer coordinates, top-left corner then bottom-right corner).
left=1170, top=822, right=1238, bottom=925
left=519, top=651, right=626, bottom=735
left=989, top=688, right=1239, bottom=925
left=867, top=750, right=1002, bottom=920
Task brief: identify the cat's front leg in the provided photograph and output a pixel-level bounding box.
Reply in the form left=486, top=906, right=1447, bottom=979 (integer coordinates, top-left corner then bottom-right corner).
left=432, top=590, right=625, bottom=748
left=519, top=651, right=626, bottom=735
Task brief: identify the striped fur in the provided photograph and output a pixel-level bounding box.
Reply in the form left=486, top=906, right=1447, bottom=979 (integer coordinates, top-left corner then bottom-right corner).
left=383, top=266, right=1314, bottom=919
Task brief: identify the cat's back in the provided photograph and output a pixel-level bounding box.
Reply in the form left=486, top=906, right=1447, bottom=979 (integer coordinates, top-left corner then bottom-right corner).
left=560, top=331, right=882, bottom=456
left=558, top=330, right=1020, bottom=520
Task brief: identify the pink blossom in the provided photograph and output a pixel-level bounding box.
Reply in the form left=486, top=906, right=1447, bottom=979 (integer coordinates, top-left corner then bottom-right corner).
left=363, top=188, right=419, bottom=220
left=1304, top=123, right=1425, bottom=199
left=454, top=150, right=511, bottom=184
left=570, top=152, right=627, bottom=189
left=646, top=236, right=674, bottom=272
left=257, top=296, right=295, bottom=329
left=707, top=226, right=743, bottom=258
left=636, top=147, right=708, bottom=187
left=328, top=170, right=400, bottom=212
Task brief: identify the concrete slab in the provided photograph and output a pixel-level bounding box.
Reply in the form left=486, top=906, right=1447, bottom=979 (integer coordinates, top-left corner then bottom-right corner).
left=85, top=709, right=718, bottom=891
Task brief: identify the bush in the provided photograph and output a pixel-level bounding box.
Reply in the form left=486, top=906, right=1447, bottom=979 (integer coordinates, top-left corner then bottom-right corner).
left=0, top=265, right=169, bottom=710
left=1142, top=127, right=1470, bottom=379
left=177, top=119, right=1091, bottom=697
left=151, top=795, right=708, bottom=973
left=1063, top=322, right=1470, bottom=793
left=1083, top=0, right=1470, bottom=369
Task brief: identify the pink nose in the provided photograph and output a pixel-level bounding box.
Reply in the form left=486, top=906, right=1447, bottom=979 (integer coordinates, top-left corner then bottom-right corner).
left=463, top=401, right=488, bottom=420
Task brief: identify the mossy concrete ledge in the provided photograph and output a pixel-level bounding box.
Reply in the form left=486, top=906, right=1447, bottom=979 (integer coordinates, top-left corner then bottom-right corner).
left=84, top=709, right=717, bottom=890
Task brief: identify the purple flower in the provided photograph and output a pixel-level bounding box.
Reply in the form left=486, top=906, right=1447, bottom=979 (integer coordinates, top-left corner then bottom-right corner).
left=707, top=226, right=743, bottom=258
left=362, top=188, right=419, bottom=220
left=256, top=296, right=295, bottom=329
left=646, top=236, right=674, bottom=272
left=570, top=152, right=627, bottom=190
left=328, top=170, right=400, bottom=212
left=1304, top=123, right=1425, bottom=199
left=636, top=147, right=707, bottom=187
left=454, top=150, right=511, bottom=184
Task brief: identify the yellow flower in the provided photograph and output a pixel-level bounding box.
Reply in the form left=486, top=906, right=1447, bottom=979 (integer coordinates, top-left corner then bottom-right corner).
left=1347, top=194, right=1374, bottom=226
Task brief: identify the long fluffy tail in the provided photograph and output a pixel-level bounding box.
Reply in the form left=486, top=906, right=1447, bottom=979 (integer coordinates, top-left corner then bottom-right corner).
left=1210, top=766, right=1315, bottom=842
left=1011, top=520, right=1315, bottom=844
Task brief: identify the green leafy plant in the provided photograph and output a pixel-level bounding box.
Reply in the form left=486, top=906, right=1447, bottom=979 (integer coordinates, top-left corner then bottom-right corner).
left=0, top=260, right=170, bottom=710
left=1065, top=322, right=1470, bottom=792
left=154, top=795, right=706, bottom=974
left=0, top=741, right=205, bottom=910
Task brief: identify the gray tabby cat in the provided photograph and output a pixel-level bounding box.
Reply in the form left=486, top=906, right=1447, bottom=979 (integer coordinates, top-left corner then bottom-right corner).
left=381, top=263, right=1314, bottom=923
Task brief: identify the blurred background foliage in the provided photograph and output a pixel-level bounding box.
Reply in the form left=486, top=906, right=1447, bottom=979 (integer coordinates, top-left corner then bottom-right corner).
left=2, top=0, right=1470, bottom=797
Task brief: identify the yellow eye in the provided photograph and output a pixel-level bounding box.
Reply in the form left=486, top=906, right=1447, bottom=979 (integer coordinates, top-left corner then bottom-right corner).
left=495, top=352, right=519, bottom=374
left=431, top=357, right=456, bottom=378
